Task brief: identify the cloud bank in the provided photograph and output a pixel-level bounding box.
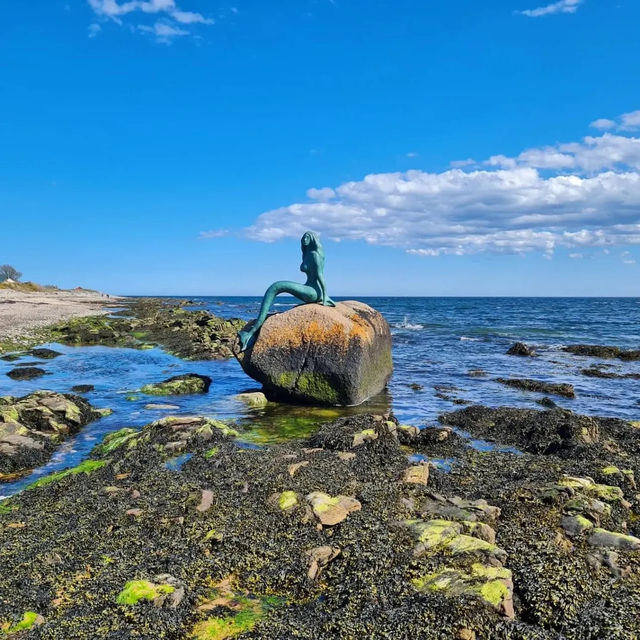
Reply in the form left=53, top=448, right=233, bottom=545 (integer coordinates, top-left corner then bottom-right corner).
left=236, top=111, right=640, bottom=259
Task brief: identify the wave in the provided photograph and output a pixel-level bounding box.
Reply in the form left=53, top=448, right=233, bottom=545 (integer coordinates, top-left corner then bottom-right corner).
left=460, top=336, right=481, bottom=341
left=394, top=316, right=425, bottom=331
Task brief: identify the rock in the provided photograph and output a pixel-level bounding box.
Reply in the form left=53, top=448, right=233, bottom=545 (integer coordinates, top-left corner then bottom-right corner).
left=418, top=496, right=501, bottom=524
left=140, top=373, right=212, bottom=396
left=234, top=300, right=392, bottom=406
left=287, top=460, right=309, bottom=477
left=306, top=491, right=361, bottom=525
left=536, top=397, right=557, bottom=409
left=467, top=369, right=486, bottom=377
left=496, top=377, right=575, bottom=398
left=403, top=464, right=429, bottom=486
left=0, top=391, right=107, bottom=476
left=507, top=342, right=536, bottom=356
left=235, top=391, right=269, bottom=407
left=457, top=630, right=476, bottom=640
left=6, top=367, right=47, bottom=381
left=412, top=564, right=514, bottom=618
left=28, top=348, right=62, bottom=359
left=561, top=515, right=594, bottom=536
left=306, top=546, right=341, bottom=580
left=116, top=576, right=184, bottom=608
left=71, top=384, right=95, bottom=393
left=557, top=476, right=624, bottom=502
left=587, top=528, right=640, bottom=551
left=564, top=344, right=640, bottom=361
left=408, top=383, right=423, bottom=391
left=336, top=451, right=356, bottom=462
left=196, top=489, right=214, bottom=512
left=145, top=403, right=180, bottom=410
left=277, top=491, right=299, bottom=512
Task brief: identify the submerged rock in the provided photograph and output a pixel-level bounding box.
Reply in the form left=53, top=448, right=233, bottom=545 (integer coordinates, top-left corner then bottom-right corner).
left=506, top=342, right=536, bottom=357
left=496, top=377, right=575, bottom=398
left=71, top=384, right=95, bottom=393
left=234, top=300, right=392, bottom=406
left=28, top=348, right=62, bottom=359
left=6, top=367, right=47, bottom=381
left=140, top=374, right=212, bottom=396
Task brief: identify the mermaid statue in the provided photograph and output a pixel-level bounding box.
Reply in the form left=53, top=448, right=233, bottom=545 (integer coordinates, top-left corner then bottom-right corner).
left=237, top=231, right=335, bottom=351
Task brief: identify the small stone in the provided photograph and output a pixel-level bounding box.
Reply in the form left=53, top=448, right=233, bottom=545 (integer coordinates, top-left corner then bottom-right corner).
left=306, top=546, right=341, bottom=580
left=145, top=403, right=180, bottom=410
left=457, top=630, right=476, bottom=640
left=126, top=508, right=144, bottom=518
left=196, top=489, right=214, bottom=512
left=403, top=464, right=430, bottom=486
left=306, top=491, right=361, bottom=526
left=288, top=461, right=309, bottom=477
left=235, top=391, right=269, bottom=407
left=277, top=491, right=299, bottom=512
left=507, top=342, right=536, bottom=357
left=336, top=451, right=356, bottom=462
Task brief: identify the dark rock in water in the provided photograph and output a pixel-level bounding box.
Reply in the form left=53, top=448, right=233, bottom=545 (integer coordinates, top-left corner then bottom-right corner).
left=536, top=397, right=558, bottom=409
left=581, top=367, right=640, bottom=380
left=140, top=373, right=212, bottom=396
left=408, top=383, right=423, bottom=391
left=235, top=301, right=393, bottom=406
left=0, top=353, right=22, bottom=362
left=506, top=342, right=536, bottom=357
left=71, top=384, right=95, bottom=393
left=439, top=405, right=639, bottom=456
left=0, top=391, right=108, bottom=477
left=564, top=344, right=640, bottom=361
left=496, top=377, right=575, bottom=398
left=6, top=367, right=47, bottom=381
left=28, top=348, right=62, bottom=359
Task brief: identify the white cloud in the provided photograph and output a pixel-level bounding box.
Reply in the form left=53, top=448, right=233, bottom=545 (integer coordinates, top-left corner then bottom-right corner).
left=620, top=110, right=640, bottom=131
left=450, top=158, right=475, bottom=168
left=406, top=152, right=419, bottom=158
left=569, top=253, right=583, bottom=259
left=590, top=118, right=616, bottom=130
left=307, top=187, right=336, bottom=201
left=87, top=0, right=213, bottom=41
left=199, top=229, right=229, bottom=239
left=88, top=23, right=102, bottom=37
left=241, top=113, right=640, bottom=258
left=519, top=0, right=583, bottom=17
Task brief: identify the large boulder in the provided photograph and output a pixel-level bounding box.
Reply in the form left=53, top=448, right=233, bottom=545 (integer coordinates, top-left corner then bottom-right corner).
left=234, top=301, right=392, bottom=406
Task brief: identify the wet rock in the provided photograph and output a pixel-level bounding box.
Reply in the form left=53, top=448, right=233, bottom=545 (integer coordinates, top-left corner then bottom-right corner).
left=408, top=383, right=423, bottom=391
left=28, top=348, right=62, bottom=359
left=235, top=391, right=269, bottom=407
left=306, top=546, right=341, bottom=580
left=440, top=405, right=613, bottom=455
left=0, top=391, right=107, bottom=477
left=581, top=367, right=640, bottom=380
left=467, top=369, right=487, bottom=377
left=6, top=367, right=47, bottom=381
left=234, top=300, right=393, bottom=406
left=417, top=495, right=501, bottom=524
left=536, top=397, right=557, bottom=409
left=306, top=491, right=361, bottom=525
left=140, top=373, right=212, bottom=396
left=586, top=550, right=632, bottom=579
left=506, top=342, right=536, bottom=357
left=71, top=384, right=95, bottom=393
left=588, top=529, right=640, bottom=550
left=564, top=344, right=640, bottom=361
left=496, top=377, right=575, bottom=398
left=145, top=403, right=180, bottom=410
left=287, top=460, right=309, bottom=477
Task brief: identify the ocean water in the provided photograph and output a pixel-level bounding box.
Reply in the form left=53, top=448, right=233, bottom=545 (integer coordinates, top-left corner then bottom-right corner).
left=1, top=296, right=639, bottom=498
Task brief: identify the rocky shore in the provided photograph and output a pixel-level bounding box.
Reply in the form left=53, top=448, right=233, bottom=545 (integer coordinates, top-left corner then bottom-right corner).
left=0, top=311, right=639, bottom=639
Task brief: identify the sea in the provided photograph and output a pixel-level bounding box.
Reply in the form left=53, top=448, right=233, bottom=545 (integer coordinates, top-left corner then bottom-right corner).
left=1, top=296, right=639, bottom=499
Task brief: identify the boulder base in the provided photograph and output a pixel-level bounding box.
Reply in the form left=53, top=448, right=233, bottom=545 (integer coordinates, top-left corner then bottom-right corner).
left=234, top=301, right=392, bottom=406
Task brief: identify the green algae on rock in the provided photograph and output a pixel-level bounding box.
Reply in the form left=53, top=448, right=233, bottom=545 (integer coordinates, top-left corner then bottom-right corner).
left=117, top=580, right=175, bottom=605
left=140, top=373, right=212, bottom=396
left=0, top=391, right=109, bottom=479
left=27, top=459, right=108, bottom=489
left=1, top=611, right=44, bottom=635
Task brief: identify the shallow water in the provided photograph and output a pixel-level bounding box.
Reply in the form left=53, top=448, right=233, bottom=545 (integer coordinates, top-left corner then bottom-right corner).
left=1, top=296, right=639, bottom=498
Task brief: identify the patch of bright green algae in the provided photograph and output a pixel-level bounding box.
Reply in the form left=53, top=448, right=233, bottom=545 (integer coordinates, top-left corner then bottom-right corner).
left=2, top=611, right=41, bottom=634
left=204, top=446, right=220, bottom=459
left=93, top=428, right=138, bottom=456
left=116, top=580, right=174, bottom=605
left=278, top=491, right=298, bottom=511
left=27, top=459, right=108, bottom=489
left=558, top=476, right=624, bottom=502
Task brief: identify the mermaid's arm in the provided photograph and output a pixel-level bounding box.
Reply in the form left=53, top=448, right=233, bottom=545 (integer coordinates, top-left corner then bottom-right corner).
left=313, top=253, right=330, bottom=305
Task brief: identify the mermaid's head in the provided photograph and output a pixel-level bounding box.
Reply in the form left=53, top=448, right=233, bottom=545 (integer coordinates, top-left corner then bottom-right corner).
left=301, top=231, right=322, bottom=253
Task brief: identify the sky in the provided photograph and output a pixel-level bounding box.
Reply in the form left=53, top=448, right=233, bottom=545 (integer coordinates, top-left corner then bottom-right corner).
left=2, top=0, right=640, bottom=296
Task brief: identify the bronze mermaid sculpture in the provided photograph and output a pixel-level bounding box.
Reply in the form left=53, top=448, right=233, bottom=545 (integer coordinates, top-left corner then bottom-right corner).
left=237, top=231, right=335, bottom=352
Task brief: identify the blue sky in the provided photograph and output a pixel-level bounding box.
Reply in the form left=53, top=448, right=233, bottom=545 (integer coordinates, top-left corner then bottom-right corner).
left=2, top=0, right=640, bottom=296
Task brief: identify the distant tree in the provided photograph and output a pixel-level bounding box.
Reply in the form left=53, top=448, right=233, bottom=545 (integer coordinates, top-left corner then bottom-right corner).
left=0, top=265, right=22, bottom=282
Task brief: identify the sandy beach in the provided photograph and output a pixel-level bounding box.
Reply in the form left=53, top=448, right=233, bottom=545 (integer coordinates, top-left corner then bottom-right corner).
left=0, top=288, right=121, bottom=345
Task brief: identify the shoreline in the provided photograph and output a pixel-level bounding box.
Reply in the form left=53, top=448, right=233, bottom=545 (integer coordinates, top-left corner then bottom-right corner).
left=0, top=289, right=123, bottom=352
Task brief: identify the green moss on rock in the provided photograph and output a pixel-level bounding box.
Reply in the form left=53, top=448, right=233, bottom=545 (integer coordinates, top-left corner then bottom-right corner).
left=28, top=459, right=108, bottom=489
left=116, top=580, right=174, bottom=605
